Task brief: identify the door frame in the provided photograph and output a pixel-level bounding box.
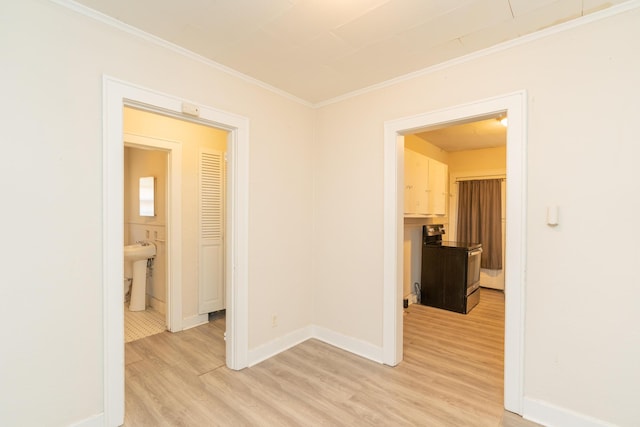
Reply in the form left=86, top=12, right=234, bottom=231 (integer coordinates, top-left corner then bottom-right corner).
left=382, top=90, right=527, bottom=414
left=103, top=76, right=249, bottom=426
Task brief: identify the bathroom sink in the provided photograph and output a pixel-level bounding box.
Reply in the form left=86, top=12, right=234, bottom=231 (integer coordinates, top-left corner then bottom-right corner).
left=124, top=242, right=157, bottom=312
left=124, top=242, right=156, bottom=261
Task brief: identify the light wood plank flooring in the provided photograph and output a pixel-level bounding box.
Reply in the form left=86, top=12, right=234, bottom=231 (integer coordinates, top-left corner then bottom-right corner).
left=124, top=289, right=539, bottom=426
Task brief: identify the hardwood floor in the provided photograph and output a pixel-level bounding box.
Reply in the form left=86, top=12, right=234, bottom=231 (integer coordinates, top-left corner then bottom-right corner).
left=124, top=289, right=540, bottom=426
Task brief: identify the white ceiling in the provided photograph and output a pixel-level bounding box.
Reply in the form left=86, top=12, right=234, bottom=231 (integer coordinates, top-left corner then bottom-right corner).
left=414, top=116, right=507, bottom=152
left=73, top=0, right=625, bottom=104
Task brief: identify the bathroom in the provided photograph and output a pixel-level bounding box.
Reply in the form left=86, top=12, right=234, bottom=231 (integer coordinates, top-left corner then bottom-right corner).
left=123, top=106, right=228, bottom=342
left=123, top=144, right=169, bottom=342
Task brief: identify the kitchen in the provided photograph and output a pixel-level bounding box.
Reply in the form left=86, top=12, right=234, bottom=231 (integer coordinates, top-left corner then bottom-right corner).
left=403, top=116, right=507, bottom=312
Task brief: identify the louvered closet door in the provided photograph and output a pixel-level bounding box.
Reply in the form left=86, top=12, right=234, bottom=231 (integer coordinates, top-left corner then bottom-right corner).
left=198, top=148, right=225, bottom=314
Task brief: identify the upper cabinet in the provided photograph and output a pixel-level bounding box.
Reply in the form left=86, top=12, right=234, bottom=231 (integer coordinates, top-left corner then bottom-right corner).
left=404, top=149, right=428, bottom=215
left=404, top=149, right=448, bottom=217
left=428, top=159, right=447, bottom=215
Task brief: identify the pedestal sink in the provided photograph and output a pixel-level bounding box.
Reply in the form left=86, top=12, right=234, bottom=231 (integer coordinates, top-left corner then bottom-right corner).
left=124, top=242, right=156, bottom=311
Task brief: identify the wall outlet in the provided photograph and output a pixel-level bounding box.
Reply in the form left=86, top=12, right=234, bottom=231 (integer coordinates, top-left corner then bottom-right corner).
left=271, top=314, right=278, bottom=328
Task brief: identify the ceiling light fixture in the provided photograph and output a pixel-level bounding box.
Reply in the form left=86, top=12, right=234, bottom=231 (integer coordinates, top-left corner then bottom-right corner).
left=497, top=115, right=508, bottom=127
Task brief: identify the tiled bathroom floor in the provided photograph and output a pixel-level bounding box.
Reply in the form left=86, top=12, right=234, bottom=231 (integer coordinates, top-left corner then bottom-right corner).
left=124, top=304, right=165, bottom=343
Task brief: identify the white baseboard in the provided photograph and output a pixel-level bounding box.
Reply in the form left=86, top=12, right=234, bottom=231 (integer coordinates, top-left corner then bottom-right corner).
left=248, top=326, right=313, bottom=367
left=69, top=412, right=104, bottom=427
left=523, top=397, right=615, bottom=427
left=149, top=296, right=166, bottom=315
left=246, top=324, right=384, bottom=368
left=181, top=313, right=208, bottom=331
left=312, top=325, right=383, bottom=364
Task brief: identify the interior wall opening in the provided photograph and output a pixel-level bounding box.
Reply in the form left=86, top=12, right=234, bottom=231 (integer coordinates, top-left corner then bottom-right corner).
left=103, top=75, right=251, bottom=426
left=401, top=113, right=508, bottom=410
left=383, top=90, right=527, bottom=415
left=123, top=144, right=170, bottom=341
left=122, top=106, right=229, bottom=337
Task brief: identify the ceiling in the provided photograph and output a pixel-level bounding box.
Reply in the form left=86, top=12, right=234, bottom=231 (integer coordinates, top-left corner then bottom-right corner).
left=414, top=116, right=507, bottom=152
left=73, top=0, right=625, bottom=105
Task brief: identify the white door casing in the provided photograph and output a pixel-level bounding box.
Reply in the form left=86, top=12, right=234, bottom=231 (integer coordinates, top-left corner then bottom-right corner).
left=383, top=90, right=527, bottom=414
left=103, top=76, right=249, bottom=427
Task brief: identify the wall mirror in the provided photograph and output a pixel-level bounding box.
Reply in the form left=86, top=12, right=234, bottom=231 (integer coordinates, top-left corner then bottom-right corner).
left=139, top=176, right=156, bottom=217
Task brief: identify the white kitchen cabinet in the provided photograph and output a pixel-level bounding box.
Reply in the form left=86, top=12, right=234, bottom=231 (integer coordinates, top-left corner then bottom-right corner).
left=429, top=159, right=447, bottom=216
left=404, top=149, right=448, bottom=217
left=404, top=149, right=430, bottom=215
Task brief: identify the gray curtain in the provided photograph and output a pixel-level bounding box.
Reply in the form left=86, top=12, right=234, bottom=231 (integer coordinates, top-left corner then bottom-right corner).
left=456, top=179, right=503, bottom=270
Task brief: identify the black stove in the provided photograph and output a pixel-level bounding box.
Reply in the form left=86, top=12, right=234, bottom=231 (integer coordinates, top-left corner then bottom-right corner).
left=420, top=224, right=483, bottom=314
left=431, top=241, right=482, bottom=250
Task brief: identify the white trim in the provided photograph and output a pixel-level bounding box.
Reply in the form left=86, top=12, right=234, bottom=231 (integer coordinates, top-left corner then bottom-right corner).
left=123, top=133, right=182, bottom=332
left=315, top=0, right=640, bottom=107
left=181, top=313, right=210, bottom=331
left=225, top=112, right=250, bottom=371
left=103, top=76, right=126, bottom=427
left=69, top=413, right=104, bottom=427
left=382, top=134, right=405, bottom=365
left=313, top=326, right=384, bottom=364
left=503, top=94, right=527, bottom=413
left=247, top=326, right=313, bottom=367
left=103, top=76, right=249, bottom=427
left=51, top=0, right=312, bottom=108
left=383, top=91, right=527, bottom=415
left=53, top=0, right=640, bottom=108
left=148, top=295, right=166, bottom=316
left=523, top=398, right=617, bottom=427
left=246, top=325, right=384, bottom=368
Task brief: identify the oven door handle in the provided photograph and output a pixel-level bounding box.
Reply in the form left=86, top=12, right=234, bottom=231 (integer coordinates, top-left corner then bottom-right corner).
left=468, top=248, right=483, bottom=257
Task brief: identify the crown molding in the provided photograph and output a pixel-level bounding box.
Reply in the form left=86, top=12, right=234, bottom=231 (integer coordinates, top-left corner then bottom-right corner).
left=50, top=0, right=314, bottom=108
left=51, top=0, right=640, bottom=109
left=314, top=0, right=640, bottom=108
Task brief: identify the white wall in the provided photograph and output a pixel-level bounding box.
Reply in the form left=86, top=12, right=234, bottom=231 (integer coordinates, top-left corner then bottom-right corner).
left=313, top=7, right=640, bottom=427
left=0, top=1, right=314, bottom=425
left=3, top=0, right=640, bottom=426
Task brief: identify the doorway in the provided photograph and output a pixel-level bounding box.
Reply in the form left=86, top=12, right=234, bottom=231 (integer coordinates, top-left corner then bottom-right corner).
left=383, top=91, right=527, bottom=415
left=103, top=76, right=250, bottom=426
left=123, top=106, right=230, bottom=332
left=123, top=131, right=180, bottom=337
left=402, top=118, right=506, bottom=303
left=123, top=143, right=170, bottom=341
